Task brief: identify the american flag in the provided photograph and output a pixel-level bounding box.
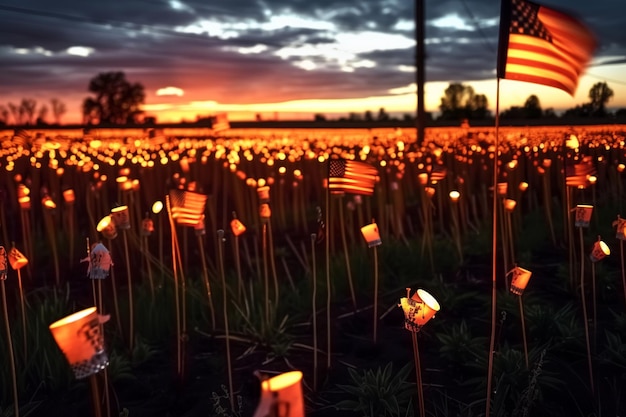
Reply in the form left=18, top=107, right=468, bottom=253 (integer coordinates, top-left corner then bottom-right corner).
left=429, top=165, right=447, bottom=183
left=497, top=0, right=596, bottom=96
left=328, top=158, right=377, bottom=196
left=565, top=157, right=596, bottom=187
left=168, top=189, right=207, bottom=227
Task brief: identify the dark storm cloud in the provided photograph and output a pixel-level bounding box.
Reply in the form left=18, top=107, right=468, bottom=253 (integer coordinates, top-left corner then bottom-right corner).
left=0, top=0, right=623, bottom=108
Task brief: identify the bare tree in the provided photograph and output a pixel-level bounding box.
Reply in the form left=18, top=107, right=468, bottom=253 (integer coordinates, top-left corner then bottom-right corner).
left=20, top=98, right=37, bottom=125
left=8, top=102, right=21, bottom=125
left=37, top=104, right=49, bottom=125
left=0, top=105, right=8, bottom=125
left=50, top=98, right=67, bottom=125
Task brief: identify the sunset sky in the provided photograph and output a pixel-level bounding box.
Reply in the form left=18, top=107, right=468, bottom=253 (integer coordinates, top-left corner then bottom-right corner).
left=1, top=0, right=625, bottom=124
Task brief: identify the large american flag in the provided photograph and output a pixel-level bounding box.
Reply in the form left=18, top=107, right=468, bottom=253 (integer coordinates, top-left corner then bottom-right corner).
left=497, top=0, right=596, bottom=96
left=328, top=158, right=377, bottom=196
left=168, top=189, right=207, bottom=227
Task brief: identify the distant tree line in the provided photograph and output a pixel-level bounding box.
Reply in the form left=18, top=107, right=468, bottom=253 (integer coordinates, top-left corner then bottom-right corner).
left=0, top=98, right=67, bottom=126
left=315, top=81, right=624, bottom=124
left=1, top=72, right=622, bottom=127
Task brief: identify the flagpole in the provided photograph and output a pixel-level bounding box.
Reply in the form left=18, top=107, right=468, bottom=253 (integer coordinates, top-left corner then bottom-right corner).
left=485, top=77, right=501, bottom=417
left=415, top=0, right=425, bottom=145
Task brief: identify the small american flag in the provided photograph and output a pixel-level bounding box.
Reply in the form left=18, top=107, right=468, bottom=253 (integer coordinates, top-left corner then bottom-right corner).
left=168, top=189, right=207, bottom=227
left=497, top=0, right=596, bottom=96
left=429, top=165, right=447, bottom=183
left=328, top=158, right=377, bottom=196
left=565, top=157, right=596, bottom=187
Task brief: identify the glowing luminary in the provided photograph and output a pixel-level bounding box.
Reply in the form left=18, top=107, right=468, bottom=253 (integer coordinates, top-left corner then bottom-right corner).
left=259, top=203, right=271, bottom=220
left=509, top=266, right=532, bottom=296
left=8, top=246, right=28, bottom=270
left=18, top=196, right=31, bottom=210
left=399, top=288, right=441, bottom=332
left=97, top=215, right=118, bottom=240
left=231, top=218, right=246, bottom=237
left=111, top=206, right=131, bottom=230
left=257, top=186, right=270, bottom=203
left=574, top=205, right=593, bottom=228
left=141, top=218, right=154, bottom=237
left=63, top=189, right=76, bottom=204
left=252, top=371, right=305, bottom=417
left=49, top=307, right=109, bottom=379
left=497, top=182, right=508, bottom=196
left=503, top=199, right=517, bottom=212
left=152, top=201, right=163, bottom=215
left=42, top=195, right=57, bottom=210
left=17, top=184, right=29, bottom=199
left=589, top=240, right=610, bottom=263
left=361, top=222, right=381, bottom=247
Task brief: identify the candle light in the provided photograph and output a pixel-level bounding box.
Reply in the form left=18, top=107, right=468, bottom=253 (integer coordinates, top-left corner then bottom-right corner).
left=360, top=222, right=381, bottom=247
left=49, top=307, right=109, bottom=379
left=399, top=288, right=441, bottom=332
left=252, top=371, right=305, bottom=417
left=509, top=266, right=532, bottom=295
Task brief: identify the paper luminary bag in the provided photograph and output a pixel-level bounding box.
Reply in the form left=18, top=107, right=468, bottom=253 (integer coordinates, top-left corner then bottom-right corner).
left=8, top=246, right=28, bottom=270
left=111, top=205, right=131, bottom=230
left=252, top=371, right=305, bottom=417
left=257, top=186, right=270, bottom=203
left=230, top=218, right=246, bottom=236
left=360, top=222, right=382, bottom=247
left=97, top=215, right=118, bottom=240
left=63, top=189, right=76, bottom=204
left=574, top=205, right=593, bottom=228
left=589, top=240, right=610, bottom=263
left=259, top=203, right=271, bottom=220
left=509, top=266, right=532, bottom=296
left=49, top=307, right=109, bottom=379
left=83, top=243, right=113, bottom=280
left=141, top=217, right=154, bottom=237
left=399, top=288, right=440, bottom=332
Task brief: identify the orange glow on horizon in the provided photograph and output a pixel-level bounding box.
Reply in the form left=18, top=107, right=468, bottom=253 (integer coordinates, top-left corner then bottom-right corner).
left=15, top=65, right=624, bottom=126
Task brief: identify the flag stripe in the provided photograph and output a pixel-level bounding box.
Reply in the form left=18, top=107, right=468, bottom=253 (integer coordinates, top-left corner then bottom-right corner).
left=328, top=159, right=377, bottom=196
left=508, top=35, right=580, bottom=76
left=169, top=189, right=207, bottom=227
left=498, top=0, right=596, bottom=96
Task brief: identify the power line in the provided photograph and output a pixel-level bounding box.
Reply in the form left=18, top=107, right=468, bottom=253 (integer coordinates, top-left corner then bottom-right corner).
left=0, top=3, right=224, bottom=45
left=457, top=0, right=496, bottom=54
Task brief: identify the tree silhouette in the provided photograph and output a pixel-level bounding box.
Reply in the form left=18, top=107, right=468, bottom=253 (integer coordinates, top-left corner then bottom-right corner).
left=50, top=98, right=67, bottom=125
left=439, top=83, right=490, bottom=120
left=588, top=81, right=614, bottom=116
left=523, top=95, right=542, bottom=118
left=0, top=105, right=8, bottom=125
left=83, top=72, right=145, bottom=125
left=20, top=98, right=37, bottom=125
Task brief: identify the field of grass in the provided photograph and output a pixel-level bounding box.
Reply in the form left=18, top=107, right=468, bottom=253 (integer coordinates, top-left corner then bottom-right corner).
left=1, top=124, right=626, bottom=417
